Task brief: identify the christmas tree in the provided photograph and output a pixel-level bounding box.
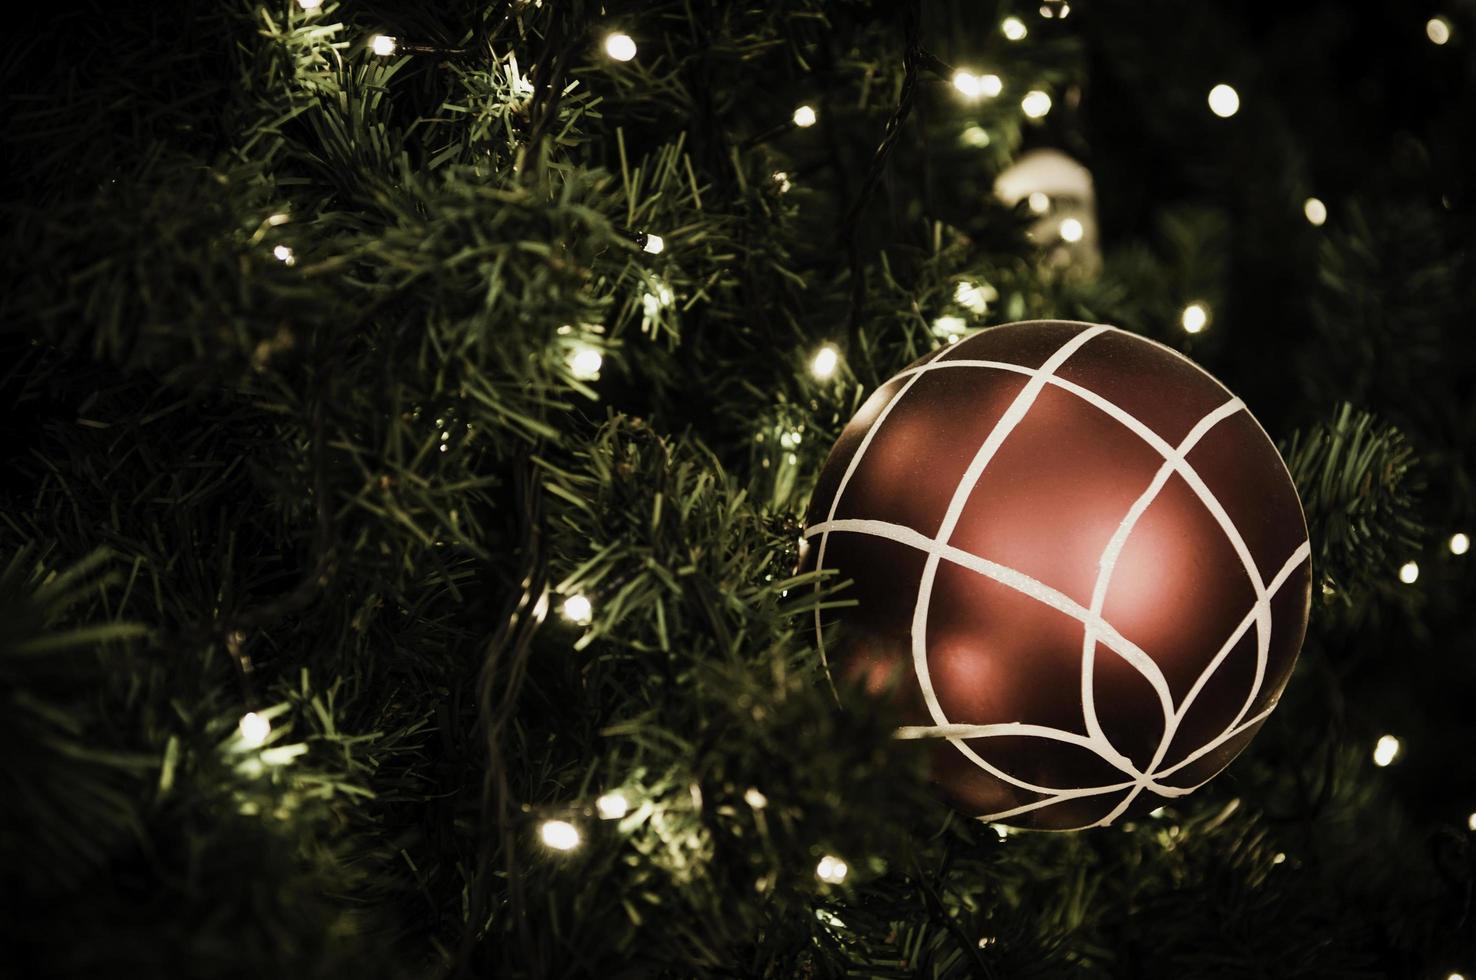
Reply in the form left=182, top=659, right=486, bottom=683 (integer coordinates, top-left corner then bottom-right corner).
left=3, top=1, right=1473, bottom=976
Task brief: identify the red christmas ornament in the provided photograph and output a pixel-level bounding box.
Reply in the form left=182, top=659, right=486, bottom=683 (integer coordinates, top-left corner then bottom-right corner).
left=803, top=321, right=1311, bottom=830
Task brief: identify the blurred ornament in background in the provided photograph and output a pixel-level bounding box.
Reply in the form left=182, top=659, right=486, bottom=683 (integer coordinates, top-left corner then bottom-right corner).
left=803, top=321, right=1311, bottom=829
left=994, top=149, right=1100, bottom=273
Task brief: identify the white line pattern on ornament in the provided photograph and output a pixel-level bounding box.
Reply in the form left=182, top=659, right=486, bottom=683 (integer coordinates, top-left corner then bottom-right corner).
left=807, top=324, right=1311, bottom=828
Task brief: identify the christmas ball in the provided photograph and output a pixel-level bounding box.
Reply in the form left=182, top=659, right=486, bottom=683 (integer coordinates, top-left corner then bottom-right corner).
left=802, top=321, right=1311, bottom=830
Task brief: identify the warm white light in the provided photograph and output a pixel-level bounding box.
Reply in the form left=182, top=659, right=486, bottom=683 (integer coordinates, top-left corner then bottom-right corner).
left=1059, top=217, right=1084, bottom=242
left=561, top=594, right=593, bottom=624
left=297, top=0, right=323, bottom=9
left=1427, top=17, right=1452, bottom=45
left=1039, top=1, right=1070, bottom=17
left=604, top=32, right=637, bottom=61
left=239, top=712, right=271, bottom=748
left=642, top=233, right=665, bottom=255
left=1450, top=974, right=1467, bottom=980
left=952, top=71, right=982, bottom=99
left=273, top=244, right=296, bottom=265
left=815, top=855, right=848, bottom=883
left=961, top=125, right=992, bottom=148
left=1304, top=197, right=1327, bottom=226
left=569, top=347, right=603, bottom=381
left=991, top=824, right=1011, bottom=839
left=932, top=315, right=966, bottom=339
left=370, top=34, right=397, bottom=57
left=1450, top=533, right=1470, bottom=556
left=1002, top=16, right=1028, bottom=40
left=1028, top=191, right=1050, bottom=214
left=1372, top=734, right=1401, bottom=767
left=792, top=104, right=817, bottom=128
left=1398, top=560, right=1420, bottom=584
left=1181, top=302, right=1209, bottom=334
left=1468, top=812, right=1476, bottom=831
left=954, top=280, right=995, bottom=313
left=1272, top=852, right=1286, bottom=865
left=772, top=171, right=792, bottom=193
left=596, top=792, right=629, bottom=820
left=980, top=74, right=1003, bottom=97
left=540, top=819, right=581, bottom=850
left=744, top=787, right=768, bottom=809
left=1021, top=90, right=1052, bottom=119
left=1208, top=84, right=1240, bottom=118
left=810, top=344, right=839, bottom=379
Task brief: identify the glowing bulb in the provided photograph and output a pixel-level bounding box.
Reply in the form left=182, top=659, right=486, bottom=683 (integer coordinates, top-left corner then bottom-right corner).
left=596, top=792, right=629, bottom=820
left=1059, top=217, right=1084, bottom=242
left=1449, top=532, right=1470, bottom=555
left=932, top=315, right=966, bottom=338
left=810, top=344, right=839, bottom=379
left=370, top=34, right=397, bottom=57
left=1304, top=197, right=1327, bottom=226
left=1427, top=17, right=1452, bottom=45
left=1372, top=734, right=1401, bottom=767
left=815, top=855, right=848, bottom=883
left=561, top=594, right=593, bottom=625
left=952, top=71, right=982, bottom=99
left=273, top=244, right=296, bottom=265
left=297, top=0, right=322, bottom=9
left=1450, top=974, right=1467, bottom=980
left=1021, top=90, right=1052, bottom=119
left=569, top=347, right=603, bottom=381
left=1468, top=812, right=1476, bottom=831
left=604, top=32, right=637, bottom=61
left=642, top=233, right=665, bottom=255
left=540, top=819, right=581, bottom=850
left=1208, top=83, right=1240, bottom=118
left=1039, top=1, right=1070, bottom=18
left=1181, top=302, right=1209, bottom=334
left=1398, top=560, right=1419, bottom=584
left=1028, top=191, right=1050, bottom=214
left=772, top=171, right=792, bottom=193
left=239, top=712, right=271, bottom=748
left=792, top=104, right=817, bottom=128
left=961, top=125, right=992, bottom=148
left=1272, top=852, right=1286, bottom=865
left=954, top=280, right=996, bottom=313
left=1001, top=16, right=1027, bottom=40
left=744, top=787, right=768, bottom=809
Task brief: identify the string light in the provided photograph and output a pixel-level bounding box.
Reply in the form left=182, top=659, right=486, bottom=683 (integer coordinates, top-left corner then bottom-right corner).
left=981, top=74, right=1003, bottom=97
left=1372, top=734, right=1401, bottom=767
left=1001, top=16, right=1028, bottom=41
left=772, top=171, right=792, bottom=193
left=569, top=346, right=603, bottom=381
left=1207, top=84, right=1240, bottom=118
left=1450, top=974, right=1467, bottom=980
left=1059, top=217, right=1084, bottom=242
left=1398, top=560, right=1420, bottom=584
left=238, top=712, right=271, bottom=748
left=1272, top=852, right=1286, bottom=865
left=815, top=855, right=848, bottom=883
left=1181, top=302, right=1209, bottom=334
left=642, top=233, right=665, bottom=255
left=561, top=593, right=594, bottom=625
left=954, top=279, right=996, bottom=314
left=297, top=0, right=322, bottom=10
left=604, top=32, right=637, bottom=62
left=792, top=104, right=818, bottom=128
left=370, top=34, right=398, bottom=57
left=932, top=315, right=966, bottom=339
left=596, top=792, right=629, bottom=820
left=1427, top=17, right=1452, bottom=45
left=961, top=125, right=992, bottom=148
left=540, top=819, right=581, bottom=851
left=272, top=244, right=296, bottom=265
left=1303, top=197, right=1327, bottom=226
left=1449, top=532, right=1470, bottom=556
left=952, top=71, right=983, bottom=99
left=744, top=787, right=768, bottom=809
left=810, top=344, right=839, bottom=379
left=1467, top=812, right=1476, bottom=831
left=1021, top=90, right=1052, bottom=118
left=1028, top=191, right=1050, bottom=214
left=1039, top=1, right=1070, bottom=18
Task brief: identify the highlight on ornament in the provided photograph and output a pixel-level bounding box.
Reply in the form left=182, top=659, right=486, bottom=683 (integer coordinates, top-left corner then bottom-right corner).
left=792, top=104, right=818, bottom=128
left=604, top=32, right=637, bottom=62
left=540, top=819, right=581, bottom=851
left=1208, top=83, right=1240, bottom=118
left=815, top=855, right=848, bottom=883
left=801, top=320, right=1312, bottom=829
left=238, top=711, right=271, bottom=748
left=1372, top=734, right=1401, bottom=767
left=561, top=593, right=594, bottom=625
left=1028, top=191, right=1051, bottom=214
left=596, top=792, right=629, bottom=820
